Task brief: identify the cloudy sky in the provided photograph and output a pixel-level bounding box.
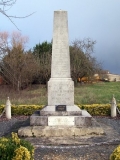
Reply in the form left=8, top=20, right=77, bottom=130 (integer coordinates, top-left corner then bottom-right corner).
left=0, top=0, right=120, bottom=74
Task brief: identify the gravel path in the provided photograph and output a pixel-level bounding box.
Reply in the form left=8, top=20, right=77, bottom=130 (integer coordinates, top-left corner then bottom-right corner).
left=0, top=116, right=120, bottom=160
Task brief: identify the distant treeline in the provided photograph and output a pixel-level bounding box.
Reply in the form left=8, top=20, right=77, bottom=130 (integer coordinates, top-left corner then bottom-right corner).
left=0, top=31, right=102, bottom=90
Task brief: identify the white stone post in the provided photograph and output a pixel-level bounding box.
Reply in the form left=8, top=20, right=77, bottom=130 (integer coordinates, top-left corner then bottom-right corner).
left=5, top=97, right=11, bottom=119
left=111, top=95, right=117, bottom=117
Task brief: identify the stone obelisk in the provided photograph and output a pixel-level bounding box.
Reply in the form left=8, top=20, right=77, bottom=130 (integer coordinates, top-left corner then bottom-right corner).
left=18, top=10, right=104, bottom=137
left=48, top=10, right=74, bottom=106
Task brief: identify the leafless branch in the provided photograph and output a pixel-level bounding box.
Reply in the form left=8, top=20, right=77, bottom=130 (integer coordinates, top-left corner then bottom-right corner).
left=0, top=0, right=35, bottom=30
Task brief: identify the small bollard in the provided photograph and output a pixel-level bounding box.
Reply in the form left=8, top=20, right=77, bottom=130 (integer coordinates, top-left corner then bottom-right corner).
left=111, top=95, right=117, bottom=118
left=5, top=97, right=11, bottom=119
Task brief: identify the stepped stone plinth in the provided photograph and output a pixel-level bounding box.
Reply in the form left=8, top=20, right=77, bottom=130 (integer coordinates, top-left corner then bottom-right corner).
left=30, top=109, right=91, bottom=127
left=18, top=10, right=104, bottom=137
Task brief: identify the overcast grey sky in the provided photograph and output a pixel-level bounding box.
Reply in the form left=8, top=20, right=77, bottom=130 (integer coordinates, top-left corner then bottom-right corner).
left=0, top=0, right=120, bottom=74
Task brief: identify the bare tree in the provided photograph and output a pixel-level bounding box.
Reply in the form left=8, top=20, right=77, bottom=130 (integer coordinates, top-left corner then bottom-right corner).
left=0, top=0, right=16, bottom=14
left=0, top=31, right=28, bottom=59
left=70, top=38, right=102, bottom=84
left=0, top=31, right=39, bottom=90
left=0, top=31, right=9, bottom=60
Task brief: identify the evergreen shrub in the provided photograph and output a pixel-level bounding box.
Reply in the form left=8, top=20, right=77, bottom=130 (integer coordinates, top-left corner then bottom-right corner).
left=0, top=105, right=43, bottom=116
left=0, top=132, right=34, bottom=160
left=0, top=104, right=120, bottom=116
left=78, top=104, right=120, bottom=116
left=110, top=145, right=120, bottom=160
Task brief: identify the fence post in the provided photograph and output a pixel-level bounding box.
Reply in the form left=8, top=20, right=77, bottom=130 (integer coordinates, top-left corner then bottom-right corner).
left=111, top=95, right=117, bottom=117
left=5, top=97, right=11, bottom=119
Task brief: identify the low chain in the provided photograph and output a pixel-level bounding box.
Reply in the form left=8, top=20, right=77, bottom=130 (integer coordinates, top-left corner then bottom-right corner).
left=0, top=107, right=6, bottom=118
left=116, top=106, right=120, bottom=114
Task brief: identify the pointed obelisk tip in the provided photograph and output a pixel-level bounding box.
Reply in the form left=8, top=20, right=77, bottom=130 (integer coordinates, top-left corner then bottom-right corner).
left=59, top=9, right=64, bottom=11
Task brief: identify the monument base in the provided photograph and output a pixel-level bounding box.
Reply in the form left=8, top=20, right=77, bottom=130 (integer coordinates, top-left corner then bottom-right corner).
left=30, top=109, right=91, bottom=127
left=18, top=126, right=104, bottom=137
left=40, top=105, right=82, bottom=116
left=18, top=108, right=105, bottom=137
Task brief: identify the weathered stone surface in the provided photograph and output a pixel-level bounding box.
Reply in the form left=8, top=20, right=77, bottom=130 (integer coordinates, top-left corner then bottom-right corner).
left=40, top=105, right=82, bottom=116
left=18, top=126, right=33, bottom=137
left=41, top=105, right=81, bottom=112
left=48, top=10, right=74, bottom=106
left=30, top=110, right=92, bottom=126
left=73, top=127, right=104, bottom=136
left=75, top=116, right=92, bottom=127
left=30, top=116, right=48, bottom=126
left=48, top=78, right=74, bottom=106
left=18, top=126, right=104, bottom=137
left=40, top=111, right=82, bottom=116
left=32, top=126, right=45, bottom=137
left=51, top=11, right=70, bottom=78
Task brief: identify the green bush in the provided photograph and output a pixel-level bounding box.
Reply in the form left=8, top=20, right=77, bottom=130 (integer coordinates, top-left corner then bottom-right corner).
left=11, top=105, right=43, bottom=116
left=0, top=105, right=44, bottom=116
left=110, top=145, right=120, bottom=160
left=0, top=104, right=120, bottom=116
left=0, top=132, right=34, bottom=160
left=78, top=103, right=120, bottom=116
left=0, top=105, right=4, bottom=114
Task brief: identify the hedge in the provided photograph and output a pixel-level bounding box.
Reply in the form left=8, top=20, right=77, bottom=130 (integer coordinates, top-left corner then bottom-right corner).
left=78, top=104, right=120, bottom=116
left=0, top=104, right=120, bottom=116
left=0, top=105, right=43, bottom=116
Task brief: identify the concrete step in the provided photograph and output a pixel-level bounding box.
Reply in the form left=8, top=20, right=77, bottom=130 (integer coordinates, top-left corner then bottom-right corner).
left=30, top=110, right=92, bottom=127
left=18, top=125, right=104, bottom=137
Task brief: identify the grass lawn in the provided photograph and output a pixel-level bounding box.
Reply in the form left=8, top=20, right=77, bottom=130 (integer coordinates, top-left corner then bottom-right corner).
left=0, top=82, right=120, bottom=105
left=75, top=82, right=120, bottom=104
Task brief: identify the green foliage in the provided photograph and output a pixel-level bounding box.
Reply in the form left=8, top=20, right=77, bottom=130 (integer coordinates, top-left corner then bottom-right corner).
left=11, top=105, right=43, bottom=115
left=33, top=41, right=52, bottom=57
left=78, top=104, right=112, bottom=116
left=0, top=104, right=120, bottom=116
left=79, top=104, right=120, bottom=116
left=75, top=82, right=120, bottom=104
left=0, top=105, right=4, bottom=113
left=32, top=41, right=52, bottom=84
left=0, top=82, right=120, bottom=105
left=0, top=132, right=34, bottom=160
left=0, top=105, right=43, bottom=116
left=32, top=39, right=101, bottom=85
left=110, top=145, right=120, bottom=160
left=0, top=82, right=120, bottom=115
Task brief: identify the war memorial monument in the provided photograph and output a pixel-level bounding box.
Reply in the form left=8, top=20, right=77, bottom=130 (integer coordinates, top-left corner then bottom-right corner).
left=18, top=10, right=104, bottom=137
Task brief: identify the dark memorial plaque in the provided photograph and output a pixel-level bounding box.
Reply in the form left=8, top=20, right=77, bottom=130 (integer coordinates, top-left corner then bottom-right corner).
left=56, top=105, right=66, bottom=111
